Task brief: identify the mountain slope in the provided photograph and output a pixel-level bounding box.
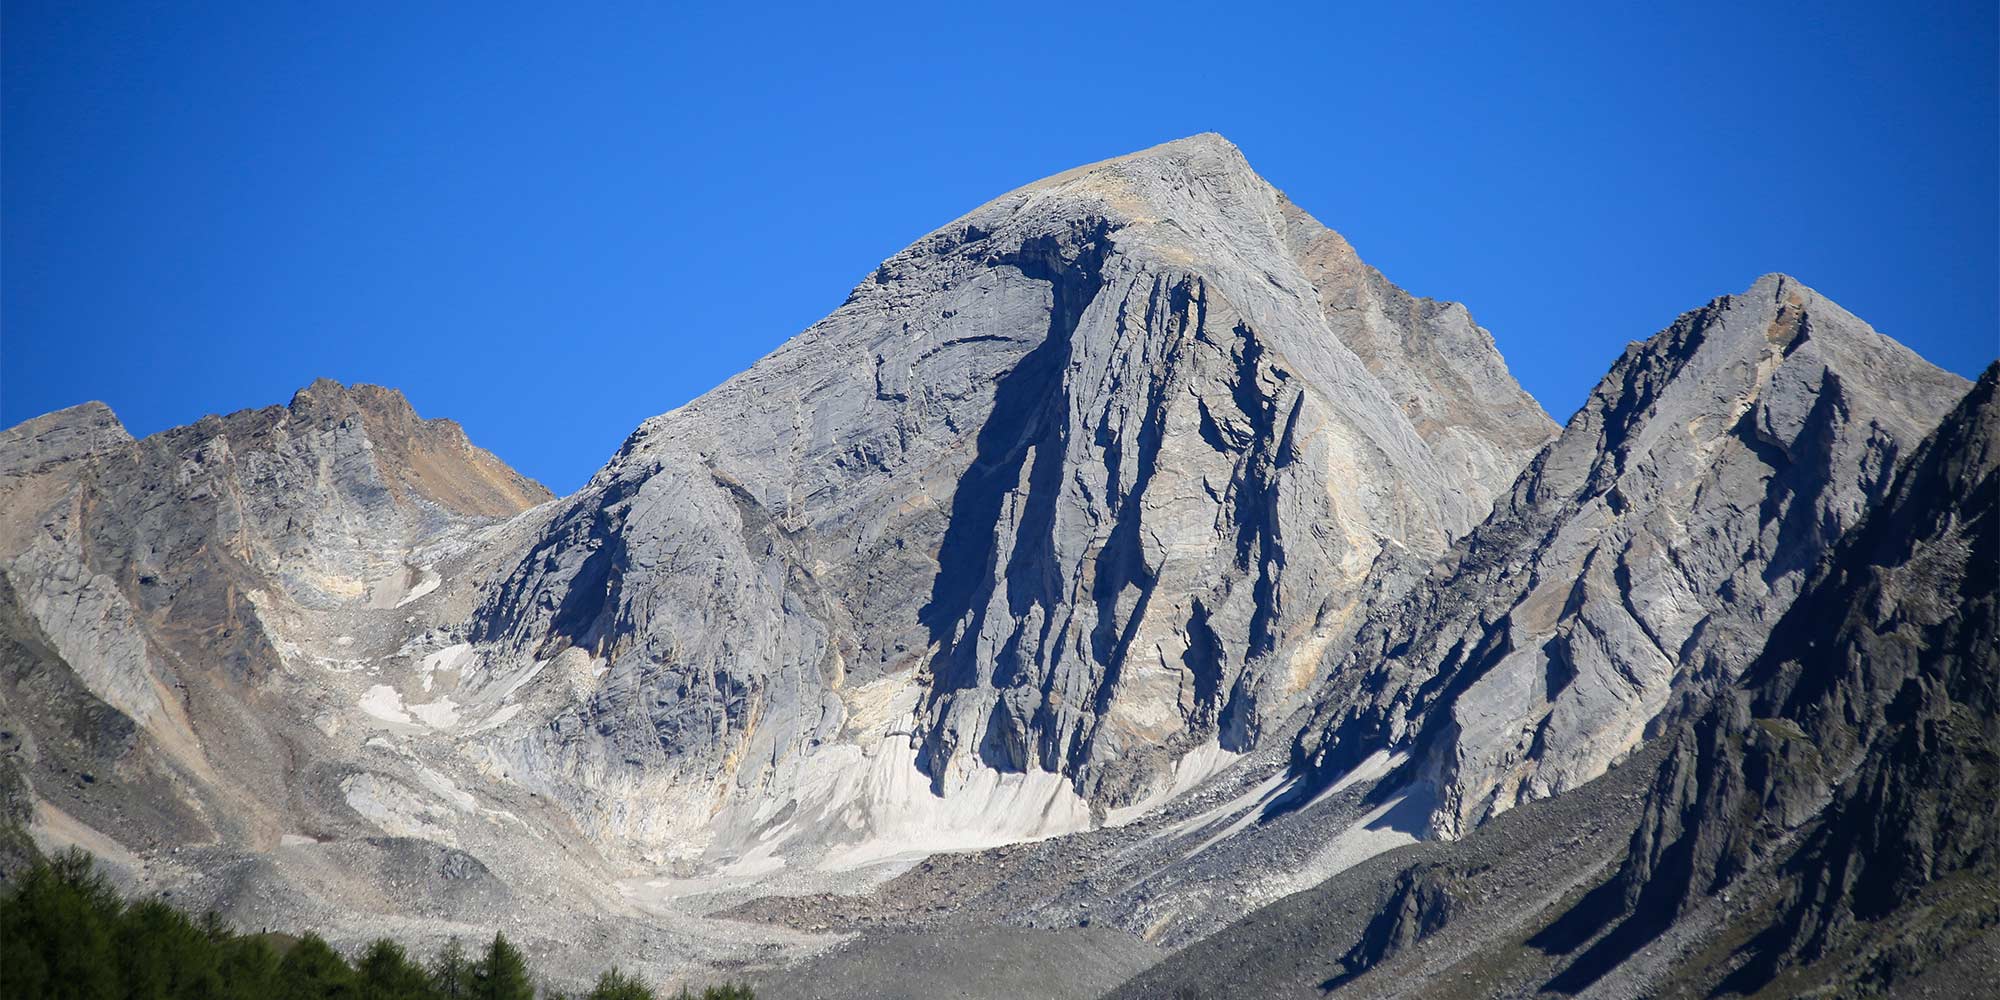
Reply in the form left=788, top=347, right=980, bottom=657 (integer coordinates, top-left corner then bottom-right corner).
left=461, top=133, right=1554, bottom=864
left=1103, top=364, right=1993, bottom=1000
left=1535, top=360, right=1999, bottom=997
left=3, top=135, right=1989, bottom=997
left=0, top=381, right=553, bottom=877
left=1294, top=274, right=1968, bottom=840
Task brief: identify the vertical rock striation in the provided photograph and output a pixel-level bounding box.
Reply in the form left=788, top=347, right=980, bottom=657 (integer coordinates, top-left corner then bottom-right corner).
left=1542, top=362, right=1999, bottom=996
left=466, top=134, right=1553, bottom=855
left=1296, top=274, right=1969, bottom=839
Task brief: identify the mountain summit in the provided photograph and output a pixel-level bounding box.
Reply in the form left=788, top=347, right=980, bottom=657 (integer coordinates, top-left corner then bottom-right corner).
left=466, top=132, right=1555, bottom=863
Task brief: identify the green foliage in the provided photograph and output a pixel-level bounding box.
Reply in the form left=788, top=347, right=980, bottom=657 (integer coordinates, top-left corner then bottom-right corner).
left=430, top=937, right=474, bottom=1000
left=472, top=932, right=535, bottom=1000
left=217, top=934, right=282, bottom=1000
left=358, top=938, right=440, bottom=1000
left=117, top=896, right=226, bottom=998
left=586, top=967, right=655, bottom=1000
left=1, top=846, right=121, bottom=1000
left=0, top=851, right=753, bottom=1000
left=279, top=933, right=359, bottom=1000
left=668, top=986, right=756, bottom=1000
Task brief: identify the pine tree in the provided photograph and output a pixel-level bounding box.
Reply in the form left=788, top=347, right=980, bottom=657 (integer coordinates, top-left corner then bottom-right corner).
left=585, top=967, right=655, bottom=1000
left=0, top=851, right=752, bottom=1000
left=471, top=932, right=535, bottom=1000
left=199, top=909, right=234, bottom=944
left=668, top=987, right=754, bottom=1000
left=279, top=932, right=359, bottom=1000
left=0, top=846, right=120, bottom=1000
left=117, top=896, right=224, bottom=999
left=218, top=935, right=282, bottom=1000
left=429, top=937, right=473, bottom=1000
left=358, top=937, right=440, bottom=1000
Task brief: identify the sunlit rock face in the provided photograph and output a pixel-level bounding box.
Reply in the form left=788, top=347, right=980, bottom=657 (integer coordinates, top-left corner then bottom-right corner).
left=0, top=381, right=551, bottom=856
left=464, top=134, right=1554, bottom=858
left=1294, top=273, right=1968, bottom=839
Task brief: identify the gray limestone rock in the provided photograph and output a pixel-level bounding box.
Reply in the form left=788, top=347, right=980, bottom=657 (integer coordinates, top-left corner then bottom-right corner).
left=0, top=381, right=553, bottom=864
left=1537, top=361, right=2000, bottom=997
left=466, top=134, right=1553, bottom=856
left=1294, top=274, right=1969, bottom=840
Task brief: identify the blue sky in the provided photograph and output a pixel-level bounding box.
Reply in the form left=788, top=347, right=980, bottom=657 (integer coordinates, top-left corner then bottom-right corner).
left=5, top=2, right=1995, bottom=493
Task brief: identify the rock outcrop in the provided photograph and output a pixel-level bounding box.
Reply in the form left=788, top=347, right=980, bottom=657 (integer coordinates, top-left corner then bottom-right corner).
left=1092, top=367, right=1992, bottom=1000
left=1295, top=274, right=1969, bottom=839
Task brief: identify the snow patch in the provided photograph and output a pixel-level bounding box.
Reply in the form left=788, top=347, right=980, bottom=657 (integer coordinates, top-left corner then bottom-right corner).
left=413, top=766, right=478, bottom=813
left=1103, top=741, right=1243, bottom=827
left=465, top=703, right=522, bottom=733
left=340, top=773, right=457, bottom=843
left=395, top=566, right=441, bottom=607
left=408, top=698, right=461, bottom=729
left=417, top=642, right=475, bottom=693
left=812, top=736, right=1096, bottom=870
left=359, top=685, right=413, bottom=725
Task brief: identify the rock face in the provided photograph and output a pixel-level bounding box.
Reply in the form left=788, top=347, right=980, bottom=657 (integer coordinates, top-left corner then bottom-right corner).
left=0, top=382, right=550, bottom=853
left=1295, top=275, right=1968, bottom=839
left=1095, top=366, right=1993, bottom=1000
left=465, top=134, right=1552, bottom=857
left=1538, top=360, right=1999, bottom=997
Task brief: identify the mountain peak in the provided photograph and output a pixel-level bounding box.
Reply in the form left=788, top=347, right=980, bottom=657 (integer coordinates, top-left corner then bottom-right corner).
left=1610, top=274, right=1970, bottom=440
left=0, top=400, right=134, bottom=477
left=917, top=132, right=1275, bottom=264
left=1020, top=131, right=1248, bottom=190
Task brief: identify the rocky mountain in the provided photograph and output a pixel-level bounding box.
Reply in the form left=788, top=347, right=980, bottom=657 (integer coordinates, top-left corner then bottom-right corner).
left=1292, top=273, right=1968, bottom=840
left=460, top=133, right=1554, bottom=866
left=0, top=380, right=550, bottom=856
left=1539, top=359, right=1999, bottom=997
left=1114, top=362, right=1997, bottom=1000
left=2, top=134, right=1990, bottom=996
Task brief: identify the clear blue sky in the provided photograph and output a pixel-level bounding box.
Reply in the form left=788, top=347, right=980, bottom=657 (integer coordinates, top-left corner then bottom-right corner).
left=5, top=2, right=1995, bottom=493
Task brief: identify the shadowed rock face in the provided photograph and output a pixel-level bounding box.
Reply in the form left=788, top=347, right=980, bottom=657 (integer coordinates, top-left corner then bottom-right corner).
left=1090, top=368, right=1991, bottom=1000
left=1294, top=274, right=1968, bottom=840
left=465, top=134, right=1554, bottom=854
left=1538, top=361, right=1999, bottom=997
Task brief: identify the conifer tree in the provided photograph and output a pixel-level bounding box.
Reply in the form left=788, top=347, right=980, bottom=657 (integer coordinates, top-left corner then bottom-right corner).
left=0, top=852, right=753, bottom=1000
left=429, top=937, right=473, bottom=1000
left=279, top=932, right=359, bottom=1000
left=472, top=932, right=535, bottom=1000
left=218, top=934, right=282, bottom=1000
left=0, top=846, right=120, bottom=1000
left=358, top=938, right=439, bottom=1000
left=586, top=967, right=654, bottom=1000
left=118, top=896, right=224, bottom=999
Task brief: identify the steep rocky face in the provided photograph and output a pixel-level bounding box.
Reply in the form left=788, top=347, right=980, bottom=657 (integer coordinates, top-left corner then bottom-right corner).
left=1091, top=369, right=1992, bottom=1000
left=464, top=134, right=1553, bottom=858
left=1295, top=275, right=1969, bottom=839
left=0, top=382, right=551, bottom=851
left=1537, top=361, right=1999, bottom=997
